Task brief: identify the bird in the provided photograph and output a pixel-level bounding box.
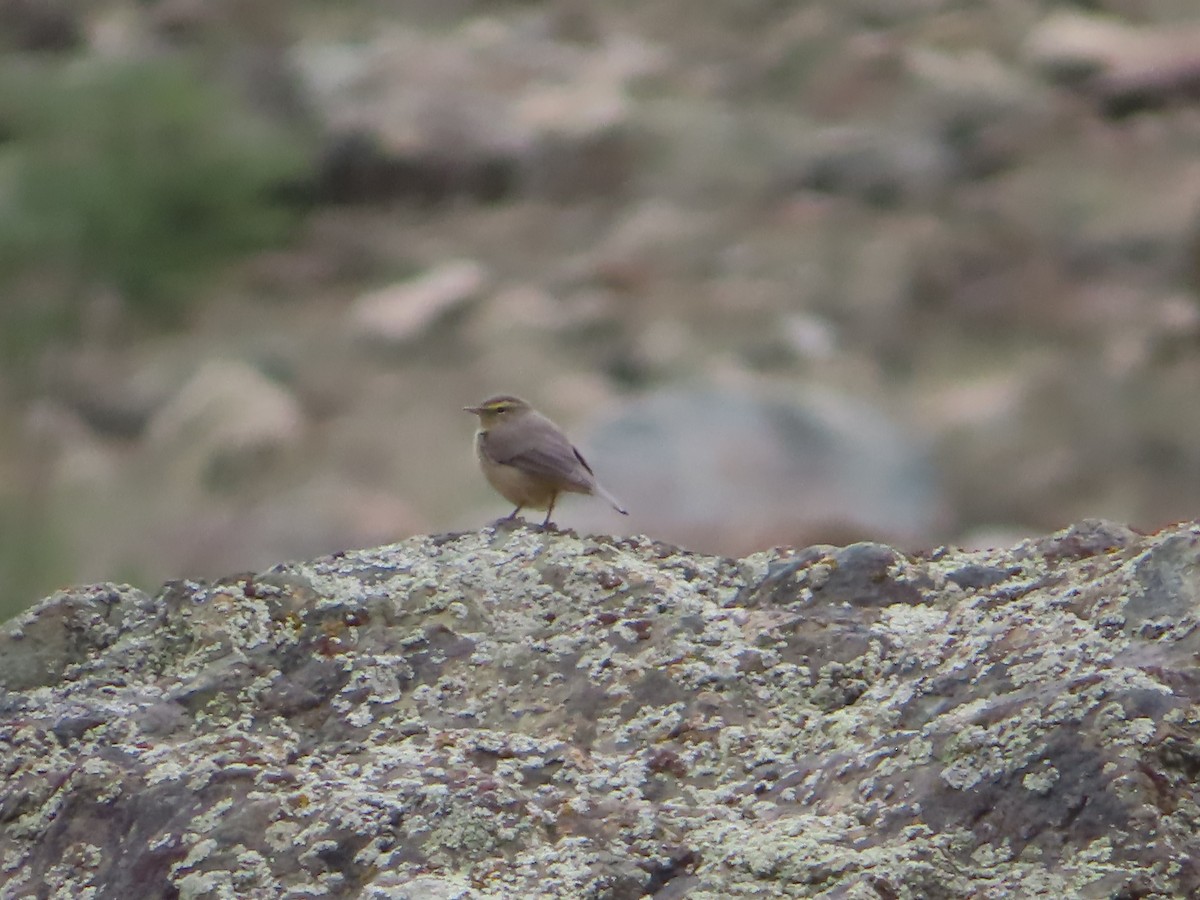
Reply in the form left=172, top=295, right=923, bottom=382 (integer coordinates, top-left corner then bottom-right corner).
left=464, top=394, right=628, bottom=527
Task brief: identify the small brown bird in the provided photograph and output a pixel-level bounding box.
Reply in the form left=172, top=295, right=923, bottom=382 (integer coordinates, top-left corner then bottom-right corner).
left=465, top=394, right=628, bottom=526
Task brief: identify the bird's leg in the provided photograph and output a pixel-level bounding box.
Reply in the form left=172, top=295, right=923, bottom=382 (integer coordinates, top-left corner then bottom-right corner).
left=541, top=493, right=557, bottom=528
left=504, top=506, right=523, bottom=521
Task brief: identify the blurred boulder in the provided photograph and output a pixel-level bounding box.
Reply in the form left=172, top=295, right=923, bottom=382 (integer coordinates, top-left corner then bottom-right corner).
left=782, top=43, right=1049, bottom=206
left=0, top=0, right=82, bottom=51
left=1023, top=12, right=1200, bottom=116
left=39, top=349, right=170, bottom=440
left=905, top=47, right=1050, bottom=180
left=291, top=21, right=664, bottom=204
left=349, top=259, right=488, bottom=347
left=20, top=400, right=121, bottom=493
left=144, top=359, right=305, bottom=493
left=1024, top=12, right=1156, bottom=82
left=567, top=385, right=944, bottom=554
left=782, top=124, right=954, bottom=208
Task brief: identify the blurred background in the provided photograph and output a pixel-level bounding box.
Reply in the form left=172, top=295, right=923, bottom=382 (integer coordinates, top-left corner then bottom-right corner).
left=3, top=0, right=1200, bottom=620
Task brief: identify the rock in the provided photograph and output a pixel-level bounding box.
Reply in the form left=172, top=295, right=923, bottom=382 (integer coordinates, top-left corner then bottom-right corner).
left=143, top=358, right=305, bottom=492
left=568, top=385, right=944, bottom=554
left=905, top=47, right=1050, bottom=180
left=580, top=200, right=709, bottom=293
left=37, top=345, right=179, bottom=439
left=780, top=312, right=838, bottom=363
left=465, top=283, right=620, bottom=346
left=349, top=259, right=488, bottom=347
left=0, top=0, right=82, bottom=51
left=1023, top=12, right=1200, bottom=116
left=2, top=519, right=1200, bottom=896
left=468, top=284, right=567, bottom=336
left=1023, top=11, right=1141, bottom=81
left=20, top=400, right=121, bottom=492
left=292, top=22, right=662, bottom=204
left=781, top=124, right=955, bottom=208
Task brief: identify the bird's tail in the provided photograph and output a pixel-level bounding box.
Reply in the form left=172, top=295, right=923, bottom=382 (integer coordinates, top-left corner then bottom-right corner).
left=595, top=483, right=628, bottom=515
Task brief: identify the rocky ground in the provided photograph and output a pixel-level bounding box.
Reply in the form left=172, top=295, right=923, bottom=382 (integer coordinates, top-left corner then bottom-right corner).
left=3, top=1, right=1200, bottom=620
left=2, top=518, right=1199, bottom=897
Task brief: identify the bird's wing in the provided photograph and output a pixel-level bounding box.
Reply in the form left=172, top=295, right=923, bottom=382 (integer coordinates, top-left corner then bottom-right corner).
left=572, top=446, right=595, bottom=477
left=484, top=428, right=594, bottom=492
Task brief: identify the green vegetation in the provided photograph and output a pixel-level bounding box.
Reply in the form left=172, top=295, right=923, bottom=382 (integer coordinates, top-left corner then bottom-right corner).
left=0, top=56, right=309, bottom=366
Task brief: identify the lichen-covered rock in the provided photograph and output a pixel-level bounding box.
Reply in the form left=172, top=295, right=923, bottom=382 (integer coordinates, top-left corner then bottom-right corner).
left=2, top=519, right=1199, bottom=898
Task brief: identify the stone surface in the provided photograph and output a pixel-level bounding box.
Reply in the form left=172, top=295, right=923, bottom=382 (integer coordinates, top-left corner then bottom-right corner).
left=292, top=22, right=661, bottom=203
left=3, top=518, right=1199, bottom=897
left=0, top=0, right=82, bottom=51
left=143, top=358, right=305, bottom=492
left=1023, top=12, right=1200, bottom=115
left=569, top=385, right=944, bottom=554
left=349, top=259, right=489, bottom=347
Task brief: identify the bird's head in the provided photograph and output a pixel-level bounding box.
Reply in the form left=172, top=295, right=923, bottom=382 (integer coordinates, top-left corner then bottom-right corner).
left=464, top=395, right=532, bottom=429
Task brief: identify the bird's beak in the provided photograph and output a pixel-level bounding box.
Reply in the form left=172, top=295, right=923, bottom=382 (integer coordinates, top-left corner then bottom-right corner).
left=463, top=405, right=483, bottom=414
